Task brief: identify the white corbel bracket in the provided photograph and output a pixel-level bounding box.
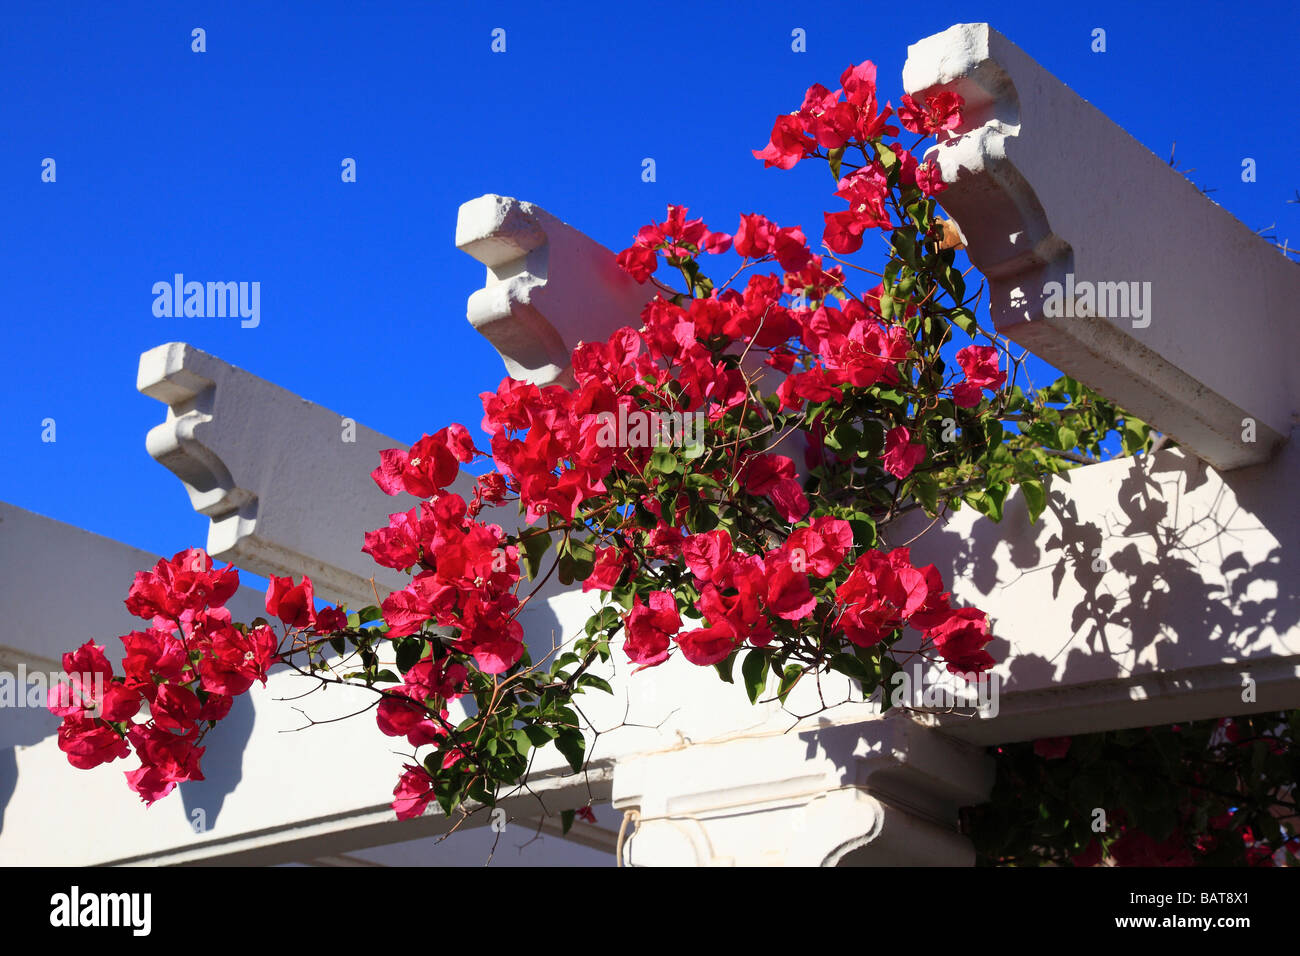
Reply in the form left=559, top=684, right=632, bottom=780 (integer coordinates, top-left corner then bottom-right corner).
left=456, top=194, right=659, bottom=387
left=903, top=23, right=1299, bottom=470
left=137, top=342, right=428, bottom=607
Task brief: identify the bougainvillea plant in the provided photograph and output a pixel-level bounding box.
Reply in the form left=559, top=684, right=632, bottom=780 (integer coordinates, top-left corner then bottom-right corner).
left=964, top=711, right=1299, bottom=866
left=49, top=59, right=1174, bottom=849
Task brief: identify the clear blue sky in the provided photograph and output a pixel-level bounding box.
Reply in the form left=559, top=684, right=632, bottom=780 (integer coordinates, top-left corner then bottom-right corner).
left=1, top=0, right=1295, bottom=560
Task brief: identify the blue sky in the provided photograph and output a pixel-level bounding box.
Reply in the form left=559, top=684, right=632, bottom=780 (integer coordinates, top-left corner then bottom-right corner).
left=1, top=0, right=1295, bottom=561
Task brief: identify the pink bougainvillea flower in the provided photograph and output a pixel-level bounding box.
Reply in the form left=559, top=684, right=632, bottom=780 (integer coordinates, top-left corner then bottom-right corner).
left=150, top=683, right=201, bottom=733
left=622, top=591, right=681, bottom=667
left=127, top=724, right=205, bottom=789
left=392, top=764, right=435, bottom=821
left=120, top=628, right=188, bottom=691
left=57, top=716, right=130, bottom=770
left=752, top=115, right=816, bottom=170
left=401, top=433, right=461, bottom=498
left=702, top=230, right=733, bottom=254
left=881, top=426, right=926, bottom=478
left=199, top=624, right=278, bottom=695
left=370, top=432, right=460, bottom=499
left=376, top=687, right=431, bottom=739
left=763, top=555, right=818, bottom=621
left=674, top=623, right=740, bottom=667
left=897, top=91, right=963, bottom=135
left=784, top=516, right=853, bottom=577
left=955, top=345, right=1006, bottom=389
left=314, top=605, right=348, bottom=634
left=616, top=244, right=657, bottom=282
left=682, top=529, right=733, bottom=584
left=265, top=574, right=315, bottom=629
left=582, top=545, right=628, bottom=593
left=914, top=160, right=947, bottom=195
left=924, top=606, right=995, bottom=675
left=734, top=213, right=778, bottom=259
left=743, top=453, right=810, bottom=522
left=125, top=549, right=239, bottom=619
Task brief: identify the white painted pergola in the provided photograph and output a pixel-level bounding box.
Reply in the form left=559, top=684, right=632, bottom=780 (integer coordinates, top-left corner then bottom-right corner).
left=2, top=23, right=1296, bottom=866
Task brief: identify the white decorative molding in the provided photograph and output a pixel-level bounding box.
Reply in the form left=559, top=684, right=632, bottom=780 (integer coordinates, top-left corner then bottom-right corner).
left=613, top=717, right=992, bottom=866
left=903, top=23, right=1299, bottom=470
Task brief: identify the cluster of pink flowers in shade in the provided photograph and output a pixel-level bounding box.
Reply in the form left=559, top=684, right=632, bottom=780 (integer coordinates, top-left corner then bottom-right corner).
left=1071, top=809, right=1291, bottom=868
left=48, top=548, right=346, bottom=805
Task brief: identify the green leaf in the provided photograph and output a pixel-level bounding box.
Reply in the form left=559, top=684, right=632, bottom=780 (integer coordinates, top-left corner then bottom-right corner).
left=510, top=728, right=533, bottom=757
left=845, top=511, right=877, bottom=550
left=1122, top=417, right=1151, bottom=456
left=857, top=420, right=885, bottom=458
left=741, top=648, right=768, bottom=704
left=964, top=483, right=1008, bottom=522
left=354, top=606, right=383, bottom=625
left=650, top=447, right=680, bottom=475
left=714, top=650, right=737, bottom=684
left=521, top=532, right=551, bottom=581
left=891, top=230, right=920, bottom=269
left=554, top=728, right=586, bottom=774
left=878, top=655, right=902, bottom=713
left=829, top=652, right=870, bottom=684
left=584, top=605, right=621, bottom=638
left=576, top=674, right=613, bottom=695
left=560, top=809, right=576, bottom=835
left=827, top=421, right=861, bottom=455
left=911, top=473, right=939, bottom=515
left=1020, top=479, right=1047, bottom=524
left=557, top=550, right=577, bottom=586
left=939, top=261, right=966, bottom=302
left=523, top=724, right=557, bottom=747
left=777, top=664, right=803, bottom=704
left=828, top=146, right=846, bottom=180
left=950, top=308, right=979, bottom=335
left=395, top=637, right=426, bottom=674
left=566, top=538, right=597, bottom=582
left=685, top=472, right=719, bottom=490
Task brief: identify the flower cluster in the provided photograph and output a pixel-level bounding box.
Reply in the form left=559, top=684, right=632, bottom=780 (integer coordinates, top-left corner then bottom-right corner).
left=320, top=59, right=997, bottom=815
left=366, top=482, right=525, bottom=675
left=49, top=548, right=345, bottom=805
left=55, top=57, right=1018, bottom=824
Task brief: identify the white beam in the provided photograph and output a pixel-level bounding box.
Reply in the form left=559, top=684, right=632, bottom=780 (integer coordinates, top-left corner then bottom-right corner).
left=903, top=23, right=1299, bottom=470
